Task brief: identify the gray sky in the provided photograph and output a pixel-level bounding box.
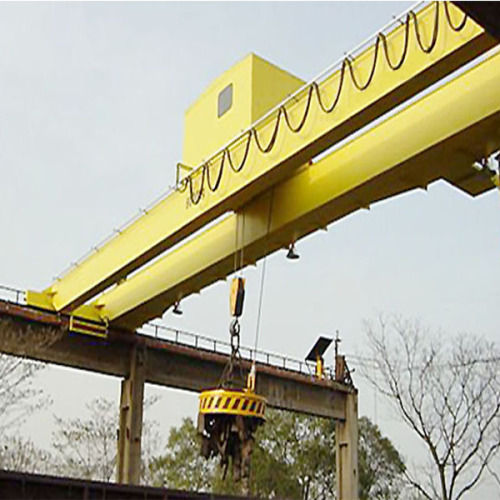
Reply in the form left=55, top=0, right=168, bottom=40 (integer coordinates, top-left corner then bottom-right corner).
left=1, top=1, right=499, bottom=496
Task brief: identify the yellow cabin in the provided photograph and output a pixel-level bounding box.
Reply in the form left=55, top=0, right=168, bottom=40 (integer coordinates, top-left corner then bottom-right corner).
left=182, top=53, right=305, bottom=168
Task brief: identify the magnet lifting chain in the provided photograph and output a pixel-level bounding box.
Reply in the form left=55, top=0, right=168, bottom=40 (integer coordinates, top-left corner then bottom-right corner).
left=197, top=275, right=266, bottom=494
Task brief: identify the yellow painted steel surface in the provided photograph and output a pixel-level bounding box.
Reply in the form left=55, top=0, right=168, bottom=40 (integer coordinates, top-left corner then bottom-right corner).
left=69, top=316, right=108, bottom=339
left=28, top=2, right=495, bottom=314
left=183, top=53, right=304, bottom=168
left=199, top=389, right=266, bottom=419
left=83, top=49, right=500, bottom=329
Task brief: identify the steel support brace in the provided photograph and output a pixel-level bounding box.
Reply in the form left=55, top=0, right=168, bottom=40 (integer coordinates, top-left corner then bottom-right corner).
left=335, top=391, right=359, bottom=500
left=117, top=346, right=146, bottom=485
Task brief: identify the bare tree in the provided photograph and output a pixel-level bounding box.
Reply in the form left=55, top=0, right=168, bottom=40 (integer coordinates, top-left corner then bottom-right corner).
left=52, top=397, right=118, bottom=481
left=364, top=317, right=500, bottom=500
left=0, top=435, right=52, bottom=474
left=0, top=354, right=48, bottom=433
left=52, top=396, right=161, bottom=484
left=0, top=317, right=61, bottom=474
left=0, top=317, right=62, bottom=433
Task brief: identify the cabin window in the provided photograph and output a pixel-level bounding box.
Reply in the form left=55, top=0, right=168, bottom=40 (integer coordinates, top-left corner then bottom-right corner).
left=218, top=84, right=233, bottom=118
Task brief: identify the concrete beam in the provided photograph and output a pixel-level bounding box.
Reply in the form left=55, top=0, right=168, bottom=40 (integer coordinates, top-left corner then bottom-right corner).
left=336, top=392, right=359, bottom=499
left=0, top=301, right=350, bottom=419
left=117, top=346, right=146, bottom=485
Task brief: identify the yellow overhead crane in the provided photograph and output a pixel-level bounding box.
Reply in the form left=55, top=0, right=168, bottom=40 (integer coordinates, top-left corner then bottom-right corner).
left=21, top=2, right=500, bottom=497
left=77, top=49, right=500, bottom=330
left=27, top=2, right=499, bottom=327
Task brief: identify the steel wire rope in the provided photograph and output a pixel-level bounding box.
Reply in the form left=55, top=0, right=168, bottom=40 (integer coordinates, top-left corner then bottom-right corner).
left=179, top=1, right=467, bottom=206
left=233, top=212, right=240, bottom=276
left=253, top=191, right=275, bottom=361
left=239, top=211, right=246, bottom=274
left=232, top=210, right=246, bottom=277
left=221, top=208, right=247, bottom=391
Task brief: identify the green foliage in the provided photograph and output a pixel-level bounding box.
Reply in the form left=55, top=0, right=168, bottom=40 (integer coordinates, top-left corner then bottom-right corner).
left=359, top=417, right=405, bottom=499
left=251, top=411, right=335, bottom=500
left=149, top=417, right=216, bottom=492
left=150, top=411, right=405, bottom=499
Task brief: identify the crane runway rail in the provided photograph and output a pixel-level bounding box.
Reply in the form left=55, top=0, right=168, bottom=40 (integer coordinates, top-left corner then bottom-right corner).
left=0, top=285, right=351, bottom=420
left=0, top=284, right=332, bottom=379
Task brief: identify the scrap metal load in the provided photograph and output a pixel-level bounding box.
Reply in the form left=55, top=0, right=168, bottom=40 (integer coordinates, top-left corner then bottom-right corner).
left=197, top=278, right=266, bottom=494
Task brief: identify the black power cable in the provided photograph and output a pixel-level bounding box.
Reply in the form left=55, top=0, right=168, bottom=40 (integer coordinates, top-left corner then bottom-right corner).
left=227, top=131, right=252, bottom=173
left=253, top=107, right=284, bottom=154
left=180, top=2, right=468, bottom=206
left=444, top=2, right=468, bottom=32
left=410, top=2, right=440, bottom=54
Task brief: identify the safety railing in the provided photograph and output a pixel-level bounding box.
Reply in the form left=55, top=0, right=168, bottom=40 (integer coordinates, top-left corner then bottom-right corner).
left=0, top=283, right=334, bottom=379
left=139, top=322, right=335, bottom=380
left=0, top=284, right=25, bottom=305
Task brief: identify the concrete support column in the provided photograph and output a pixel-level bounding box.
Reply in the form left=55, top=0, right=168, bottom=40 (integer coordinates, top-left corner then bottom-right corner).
left=117, top=345, right=146, bottom=485
left=335, top=391, right=359, bottom=500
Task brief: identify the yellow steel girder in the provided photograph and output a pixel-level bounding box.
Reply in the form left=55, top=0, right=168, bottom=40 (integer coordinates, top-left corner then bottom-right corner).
left=76, top=48, right=500, bottom=329
left=28, top=2, right=496, bottom=313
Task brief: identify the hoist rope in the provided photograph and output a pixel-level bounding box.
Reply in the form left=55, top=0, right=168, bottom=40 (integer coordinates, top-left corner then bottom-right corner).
left=253, top=260, right=267, bottom=361
left=239, top=214, right=245, bottom=275
left=253, top=192, right=275, bottom=361
left=233, top=214, right=239, bottom=276
left=233, top=212, right=246, bottom=276
left=178, top=1, right=469, bottom=206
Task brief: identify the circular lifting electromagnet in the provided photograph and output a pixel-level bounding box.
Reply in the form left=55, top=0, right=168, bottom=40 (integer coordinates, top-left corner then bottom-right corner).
left=197, top=277, right=266, bottom=494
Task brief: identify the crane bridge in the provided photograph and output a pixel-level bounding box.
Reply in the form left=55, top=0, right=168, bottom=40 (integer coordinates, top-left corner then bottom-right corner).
left=1, top=2, right=499, bottom=499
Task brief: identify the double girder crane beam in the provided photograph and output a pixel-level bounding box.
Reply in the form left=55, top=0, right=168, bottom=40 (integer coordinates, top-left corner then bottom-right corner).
left=80, top=49, right=500, bottom=329
left=27, top=2, right=497, bottom=322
